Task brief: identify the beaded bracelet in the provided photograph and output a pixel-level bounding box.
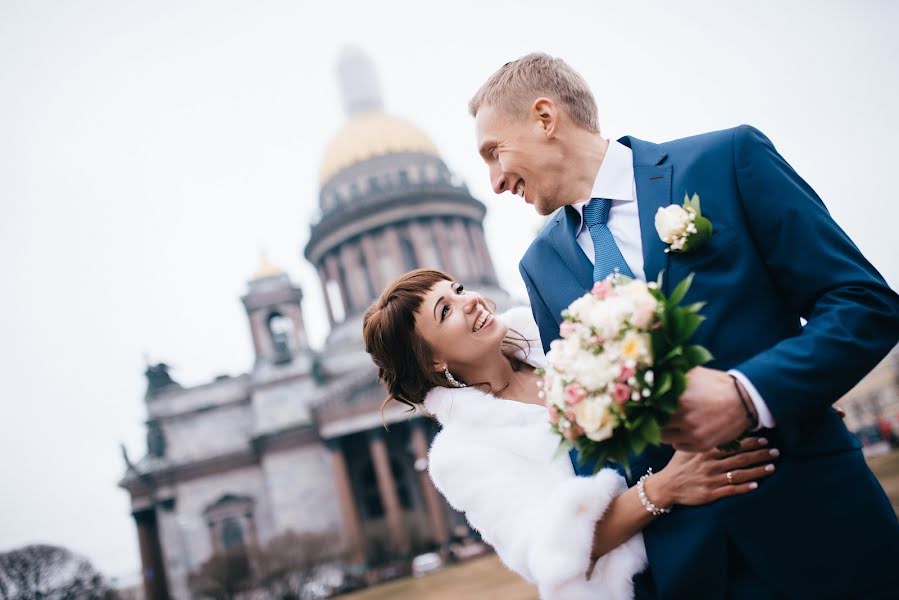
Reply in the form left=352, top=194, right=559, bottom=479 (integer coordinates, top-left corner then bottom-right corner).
left=637, top=468, right=672, bottom=516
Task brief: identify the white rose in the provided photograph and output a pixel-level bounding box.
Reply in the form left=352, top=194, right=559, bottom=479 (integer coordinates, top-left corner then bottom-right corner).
left=585, top=419, right=615, bottom=442
left=618, top=279, right=649, bottom=297
left=566, top=295, right=594, bottom=322
left=546, top=377, right=565, bottom=409
left=573, top=353, right=617, bottom=391
left=615, top=280, right=658, bottom=329
left=573, top=394, right=612, bottom=433
left=573, top=395, right=616, bottom=442
left=620, top=330, right=652, bottom=365
left=586, top=297, right=632, bottom=339
left=654, top=205, right=691, bottom=244
left=549, top=337, right=582, bottom=373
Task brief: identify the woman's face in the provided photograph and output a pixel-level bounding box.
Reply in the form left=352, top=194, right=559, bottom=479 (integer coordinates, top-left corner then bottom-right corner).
left=414, top=279, right=508, bottom=378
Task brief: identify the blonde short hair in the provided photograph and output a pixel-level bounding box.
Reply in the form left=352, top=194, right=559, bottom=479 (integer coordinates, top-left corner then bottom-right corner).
left=468, top=52, right=599, bottom=133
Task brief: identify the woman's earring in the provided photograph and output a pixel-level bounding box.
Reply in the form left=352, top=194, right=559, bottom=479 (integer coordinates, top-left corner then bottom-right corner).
left=444, top=366, right=464, bottom=388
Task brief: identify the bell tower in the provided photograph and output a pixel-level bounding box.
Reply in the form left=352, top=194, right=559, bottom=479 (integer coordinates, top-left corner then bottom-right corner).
left=240, top=255, right=308, bottom=365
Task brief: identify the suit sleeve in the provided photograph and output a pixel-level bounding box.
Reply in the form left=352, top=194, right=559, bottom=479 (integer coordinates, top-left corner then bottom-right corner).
left=731, top=125, right=899, bottom=443
left=428, top=432, right=646, bottom=600
left=519, top=259, right=562, bottom=354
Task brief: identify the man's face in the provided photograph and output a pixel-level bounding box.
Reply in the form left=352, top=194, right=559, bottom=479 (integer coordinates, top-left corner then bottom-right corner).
left=474, top=103, right=565, bottom=216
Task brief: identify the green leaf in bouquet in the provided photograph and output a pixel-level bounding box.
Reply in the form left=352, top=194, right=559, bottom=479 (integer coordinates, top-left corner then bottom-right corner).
left=671, top=371, right=688, bottom=398
left=683, top=344, right=714, bottom=368
left=681, top=312, right=704, bottom=340
left=655, top=371, right=672, bottom=397
left=639, top=417, right=662, bottom=445
left=630, top=435, right=649, bottom=457
left=625, top=401, right=646, bottom=414
left=667, top=308, right=685, bottom=343
left=661, top=346, right=683, bottom=363
left=668, top=272, right=694, bottom=306
left=683, top=301, right=707, bottom=314
left=625, top=412, right=647, bottom=431
left=661, top=401, right=679, bottom=416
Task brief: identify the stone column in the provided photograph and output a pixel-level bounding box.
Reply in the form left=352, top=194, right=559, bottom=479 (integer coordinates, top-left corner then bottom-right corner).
left=408, top=220, right=440, bottom=269
left=460, top=220, right=482, bottom=282
left=410, top=420, right=449, bottom=548
left=381, top=228, right=405, bottom=280
left=470, top=222, right=498, bottom=284
left=133, top=508, right=170, bottom=600
left=431, top=220, right=455, bottom=277
left=368, top=430, right=409, bottom=555
left=340, top=242, right=372, bottom=310
left=358, top=234, right=384, bottom=293
left=317, top=264, right=336, bottom=327
left=452, top=219, right=477, bottom=281
left=326, top=439, right=366, bottom=563
left=325, top=253, right=348, bottom=319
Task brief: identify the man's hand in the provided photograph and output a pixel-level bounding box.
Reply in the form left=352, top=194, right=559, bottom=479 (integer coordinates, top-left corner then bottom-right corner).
left=660, top=366, right=758, bottom=451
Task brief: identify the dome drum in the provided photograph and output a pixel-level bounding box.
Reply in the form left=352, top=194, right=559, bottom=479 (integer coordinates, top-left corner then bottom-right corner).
left=318, top=152, right=458, bottom=214
left=305, top=191, right=486, bottom=266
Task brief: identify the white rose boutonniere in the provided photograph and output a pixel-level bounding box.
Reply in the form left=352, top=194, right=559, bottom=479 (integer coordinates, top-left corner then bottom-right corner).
left=654, top=193, right=713, bottom=253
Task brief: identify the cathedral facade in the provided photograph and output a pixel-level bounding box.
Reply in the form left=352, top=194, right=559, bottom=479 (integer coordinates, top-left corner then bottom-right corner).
left=119, top=48, right=511, bottom=600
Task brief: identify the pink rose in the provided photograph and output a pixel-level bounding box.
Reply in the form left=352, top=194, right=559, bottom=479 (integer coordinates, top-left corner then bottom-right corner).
left=613, top=383, right=631, bottom=406
left=617, top=365, right=635, bottom=383
left=560, top=321, right=580, bottom=339
left=565, top=408, right=577, bottom=422
left=548, top=404, right=560, bottom=424
left=564, top=383, right=588, bottom=405
left=591, top=280, right=613, bottom=300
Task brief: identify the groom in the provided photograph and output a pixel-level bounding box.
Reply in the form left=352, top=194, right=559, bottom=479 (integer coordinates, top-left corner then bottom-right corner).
left=469, top=53, right=899, bottom=599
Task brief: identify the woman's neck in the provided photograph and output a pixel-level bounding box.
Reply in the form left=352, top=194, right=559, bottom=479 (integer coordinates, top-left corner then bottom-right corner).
left=459, top=353, right=541, bottom=406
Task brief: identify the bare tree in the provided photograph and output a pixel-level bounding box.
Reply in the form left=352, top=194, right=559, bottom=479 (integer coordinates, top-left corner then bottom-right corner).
left=187, top=550, right=252, bottom=600
left=252, top=530, right=347, bottom=599
left=0, top=544, right=118, bottom=600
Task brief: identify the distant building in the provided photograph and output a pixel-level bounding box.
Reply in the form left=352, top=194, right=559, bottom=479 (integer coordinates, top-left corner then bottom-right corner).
left=119, top=47, right=510, bottom=600
left=837, top=346, right=899, bottom=444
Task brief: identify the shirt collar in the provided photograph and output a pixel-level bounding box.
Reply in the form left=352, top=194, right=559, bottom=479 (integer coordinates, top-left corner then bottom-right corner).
left=572, top=139, right=635, bottom=233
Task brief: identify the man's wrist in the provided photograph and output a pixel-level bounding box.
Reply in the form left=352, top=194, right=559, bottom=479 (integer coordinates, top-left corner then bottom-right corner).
left=730, top=375, right=759, bottom=429
left=728, top=370, right=776, bottom=429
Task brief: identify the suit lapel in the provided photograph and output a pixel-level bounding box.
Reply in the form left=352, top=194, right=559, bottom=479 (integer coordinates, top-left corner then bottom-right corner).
left=619, top=135, right=673, bottom=293
left=548, top=205, right=594, bottom=292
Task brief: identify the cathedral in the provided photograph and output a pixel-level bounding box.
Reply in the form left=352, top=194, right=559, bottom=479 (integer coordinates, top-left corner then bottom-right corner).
left=118, top=48, right=512, bottom=599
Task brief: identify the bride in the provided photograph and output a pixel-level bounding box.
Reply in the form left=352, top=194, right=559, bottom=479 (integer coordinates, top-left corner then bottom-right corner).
left=362, top=269, right=778, bottom=600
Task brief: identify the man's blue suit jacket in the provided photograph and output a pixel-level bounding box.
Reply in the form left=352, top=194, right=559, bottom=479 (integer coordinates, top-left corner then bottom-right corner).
left=519, top=125, right=899, bottom=599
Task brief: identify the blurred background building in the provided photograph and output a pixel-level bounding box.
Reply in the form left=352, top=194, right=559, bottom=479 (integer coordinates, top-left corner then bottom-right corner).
left=118, top=47, right=511, bottom=600
left=837, top=346, right=899, bottom=451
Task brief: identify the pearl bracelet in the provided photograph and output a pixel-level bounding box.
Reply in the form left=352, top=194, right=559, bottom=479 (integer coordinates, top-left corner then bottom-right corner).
left=637, top=468, right=672, bottom=516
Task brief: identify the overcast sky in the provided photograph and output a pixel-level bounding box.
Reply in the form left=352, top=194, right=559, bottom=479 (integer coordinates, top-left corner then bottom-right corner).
left=1, top=0, right=897, bottom=582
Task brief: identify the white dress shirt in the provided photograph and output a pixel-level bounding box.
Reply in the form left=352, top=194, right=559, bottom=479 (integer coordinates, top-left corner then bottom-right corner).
left=571, top=140, right=775, bottom=429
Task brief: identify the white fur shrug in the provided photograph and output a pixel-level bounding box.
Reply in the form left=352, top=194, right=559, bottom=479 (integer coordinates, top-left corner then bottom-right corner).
left=423, top=307, right=647, bottom=600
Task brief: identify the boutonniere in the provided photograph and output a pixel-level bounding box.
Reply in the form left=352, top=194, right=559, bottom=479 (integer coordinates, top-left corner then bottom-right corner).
left=654, top=193, right=713, bottom=253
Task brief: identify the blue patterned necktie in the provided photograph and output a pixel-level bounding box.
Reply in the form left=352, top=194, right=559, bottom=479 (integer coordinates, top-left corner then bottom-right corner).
left=583, top=198, right=634, bottom=282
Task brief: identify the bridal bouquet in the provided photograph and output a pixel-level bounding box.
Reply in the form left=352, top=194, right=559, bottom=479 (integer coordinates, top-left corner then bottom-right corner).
left=538, top=273, right=712, bottom=475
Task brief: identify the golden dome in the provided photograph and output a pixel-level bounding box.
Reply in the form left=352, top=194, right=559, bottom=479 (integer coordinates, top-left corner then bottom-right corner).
left=251, top=252, right=285, bottom=280
left=318, top=111, right=440, bottom=184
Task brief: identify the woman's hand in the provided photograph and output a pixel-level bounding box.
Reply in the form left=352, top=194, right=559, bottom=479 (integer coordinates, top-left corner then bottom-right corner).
left=645, top=437, right=778, bottom=508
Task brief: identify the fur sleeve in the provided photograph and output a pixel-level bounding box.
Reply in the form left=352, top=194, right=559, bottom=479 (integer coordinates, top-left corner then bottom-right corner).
left=428, top=431, right=646, bottom=600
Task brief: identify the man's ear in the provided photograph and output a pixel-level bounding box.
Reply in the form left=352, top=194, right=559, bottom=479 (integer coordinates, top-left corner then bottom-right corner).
left=533, top=97, right=558, bottom=138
